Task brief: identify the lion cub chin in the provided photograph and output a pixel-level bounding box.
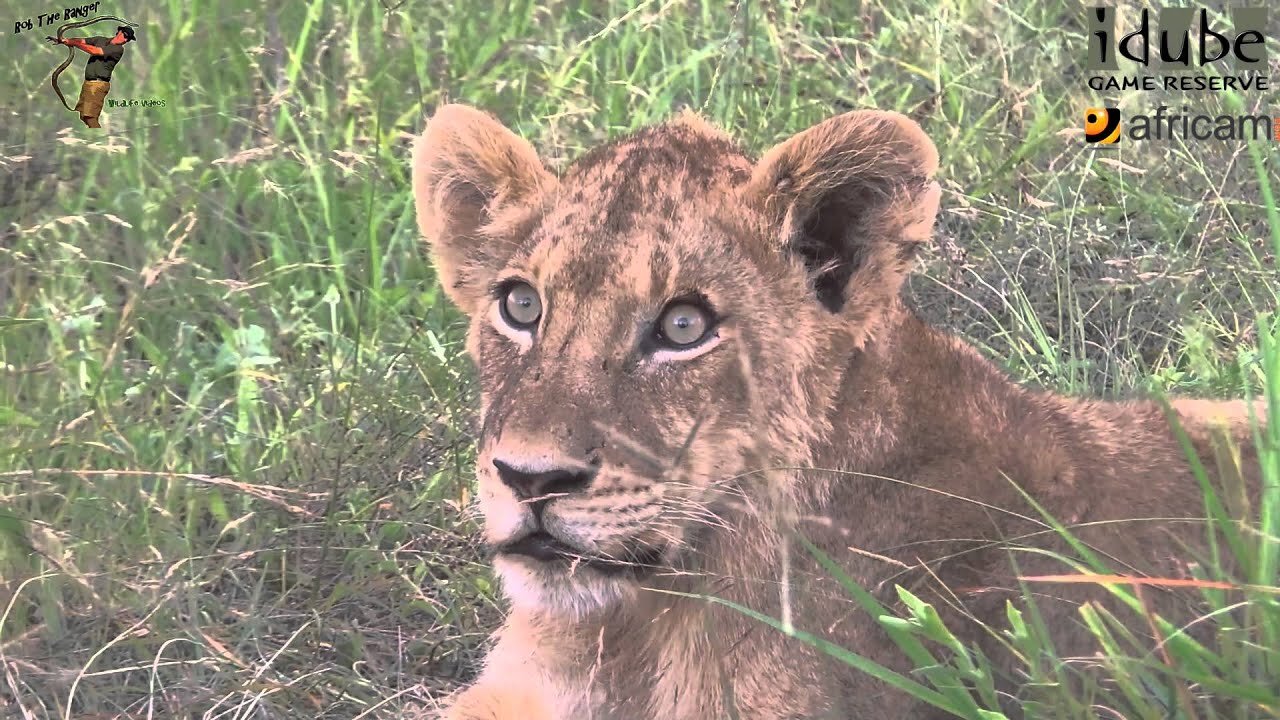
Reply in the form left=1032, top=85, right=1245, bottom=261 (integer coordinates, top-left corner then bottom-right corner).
left=411, top=104, right=1267, bottom=719
left=491, top=553, right=640, bottom=617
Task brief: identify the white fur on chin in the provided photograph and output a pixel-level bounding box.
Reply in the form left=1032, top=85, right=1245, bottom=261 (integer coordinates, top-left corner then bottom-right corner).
left=494, top=555, right=638, bottom=619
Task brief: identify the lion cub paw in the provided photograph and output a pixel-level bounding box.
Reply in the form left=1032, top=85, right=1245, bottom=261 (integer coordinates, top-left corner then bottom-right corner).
left=435, top=685, right=555, bottom=720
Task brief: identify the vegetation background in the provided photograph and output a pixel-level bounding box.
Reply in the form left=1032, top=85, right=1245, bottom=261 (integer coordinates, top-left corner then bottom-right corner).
left=1, top=0, right=1276, bottom=717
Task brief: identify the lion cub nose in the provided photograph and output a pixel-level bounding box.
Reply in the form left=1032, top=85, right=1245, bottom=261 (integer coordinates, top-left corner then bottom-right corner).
left=492, top=458, right=598, bottom=500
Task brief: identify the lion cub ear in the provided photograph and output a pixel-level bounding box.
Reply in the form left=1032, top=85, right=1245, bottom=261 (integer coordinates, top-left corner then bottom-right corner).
left=745, top=110, right=940, bottom=321
left=412, top=104, right=557, bottom=315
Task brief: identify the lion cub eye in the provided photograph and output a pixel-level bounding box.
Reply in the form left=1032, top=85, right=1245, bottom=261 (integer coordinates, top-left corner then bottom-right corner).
left=500, top=282, right=542, bottom=329
left=658, top=302, right=710, bottom=346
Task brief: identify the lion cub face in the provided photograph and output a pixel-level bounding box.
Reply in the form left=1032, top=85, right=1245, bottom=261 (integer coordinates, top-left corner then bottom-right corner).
left=413, top=105, right=940, bottom=616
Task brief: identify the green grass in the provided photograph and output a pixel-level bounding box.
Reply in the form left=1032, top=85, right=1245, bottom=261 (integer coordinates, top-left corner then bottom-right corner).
left=0, top=0, right=1277, bottom=717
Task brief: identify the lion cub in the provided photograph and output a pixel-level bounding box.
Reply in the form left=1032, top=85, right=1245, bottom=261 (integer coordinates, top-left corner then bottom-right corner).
left=412, top=105, right=1266, bottom=719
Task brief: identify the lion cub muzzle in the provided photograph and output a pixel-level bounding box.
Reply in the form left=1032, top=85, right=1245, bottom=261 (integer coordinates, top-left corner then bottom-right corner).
left=487, top=449, right=667, bottom=579
left=491, top=456, right=596, bottom=561
left=488, top=455, right=605, bottom=562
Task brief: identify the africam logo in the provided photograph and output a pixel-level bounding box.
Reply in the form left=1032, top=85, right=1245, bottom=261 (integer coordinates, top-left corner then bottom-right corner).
left=1084, top=105, right=1280, bottom=144
left=1084, top=107, right=1122, bottom=144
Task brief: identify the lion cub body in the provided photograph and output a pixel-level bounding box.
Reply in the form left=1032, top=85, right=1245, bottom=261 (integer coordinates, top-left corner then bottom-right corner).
left=412, top=105, right=1266, bottom=719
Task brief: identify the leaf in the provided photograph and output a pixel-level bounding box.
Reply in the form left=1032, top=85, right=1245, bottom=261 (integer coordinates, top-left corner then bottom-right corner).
left=1097, top=157, right=1145, bottom=174
left=0, top=513, right=35, bottom=557
left=0, top=407, right=39, bottom=427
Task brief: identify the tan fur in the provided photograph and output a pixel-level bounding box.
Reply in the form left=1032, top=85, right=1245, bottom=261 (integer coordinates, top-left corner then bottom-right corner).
left=411, top=105, right=1268, bottom=719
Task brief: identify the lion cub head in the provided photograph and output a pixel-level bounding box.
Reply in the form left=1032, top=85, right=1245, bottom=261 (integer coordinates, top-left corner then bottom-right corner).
left=413, top=105, right=940, bottom=617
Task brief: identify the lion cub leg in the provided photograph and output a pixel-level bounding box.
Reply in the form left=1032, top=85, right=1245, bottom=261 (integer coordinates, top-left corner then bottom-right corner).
left=439, top=612, right=594, bottom=720
left=441, top=681, right=556, bottom=720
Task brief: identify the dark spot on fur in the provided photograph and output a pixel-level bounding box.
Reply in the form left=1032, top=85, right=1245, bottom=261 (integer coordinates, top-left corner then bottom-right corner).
left=560, top=122, right=753, bottom=237
left=658, top=195, right=677, bottom=219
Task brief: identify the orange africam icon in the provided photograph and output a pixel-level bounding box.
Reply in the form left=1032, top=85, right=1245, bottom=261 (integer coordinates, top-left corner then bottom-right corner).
left=1084, top=107, right=1121, bottom=144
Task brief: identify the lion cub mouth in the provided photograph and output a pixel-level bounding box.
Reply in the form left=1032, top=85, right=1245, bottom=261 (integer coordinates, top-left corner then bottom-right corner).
left=496, top=532, right=664, bottom=577
left=497, top=531, right=578, bottom=563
